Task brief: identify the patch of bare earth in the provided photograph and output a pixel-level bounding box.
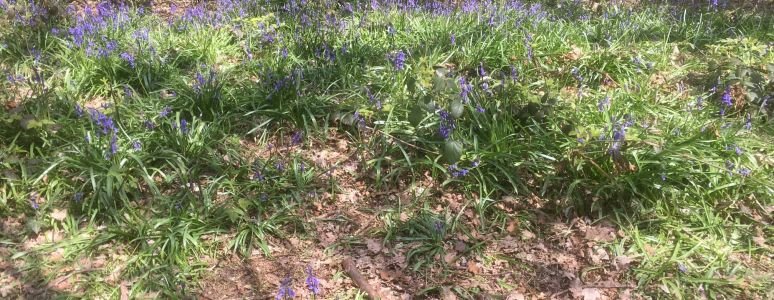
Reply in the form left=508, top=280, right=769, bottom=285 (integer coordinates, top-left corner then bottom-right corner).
left=197, top=131, right=638, bottom=299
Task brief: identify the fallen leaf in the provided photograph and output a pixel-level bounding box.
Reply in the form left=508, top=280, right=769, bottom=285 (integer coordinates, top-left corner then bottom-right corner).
left=582, top=288, right=601, bottom=300
left=506, top=221, right=518, bottom=233
left=51, top=209, right=68, bottom=221
left=366, top=239, right=383, bottom=254
left=120, top=281, right=129, bottom=300
left=520, top=230, right=535, bottom=240
left=467, top=261, right=480, bottom=274
left=444, top=252, right=457, bottom=264
left=440, top=287, right=457, bottom=300
left=505, top=291, right=525, bottom=300
left=616, top=255, right=633, bottom=270
left=454, top=240, right=467, bottom=252
left=585, top=225, right=616, bottom=242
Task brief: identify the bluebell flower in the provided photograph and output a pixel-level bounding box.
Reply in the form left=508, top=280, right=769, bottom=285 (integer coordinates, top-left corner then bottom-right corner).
left=744, top=113, right=752, bottom=130
left=450, top=34, right=456, bottom=45
left=577, top=138, right=585, bottom=144
left=275, top=276, right=295, bottom=300
left=738, top=168, right=751, bottom=177
left=29, top=192, right=39, bottom=210
left=438, top=110, right=455, bottom=140
left=109, top=133, right=119, bottom=156
left=180, top=119, right=189, bottom=134
left=75, top=104, right=84, bottom=117
left=725, top=160, right=735, bottom=174
left=478, top=62, right=487, bottom=78
left=433, top=220, right=445, bottom=233
left=510, top=65, right=519, bottom=82
left=132, top=140, right=142, bottom=151
left=305, top=265, right=321, bottom=295
left=159, top=106, right=172, bottom=118
left=291, top=131, right=303, bottom=146
left=598, top=96, right=610, bottom=112
left=678, top=263, right=687, bottom=273
left=391, top=50, right=406, bottom=70
left=459, top=77, right=473, bottom=103
left=476, top=105, right=485, bottom=113
left=120, top=52, right=135, bottom=68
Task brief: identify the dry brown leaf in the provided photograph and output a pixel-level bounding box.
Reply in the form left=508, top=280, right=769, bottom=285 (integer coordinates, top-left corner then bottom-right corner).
left=366, top=239, right=383, bottom=254
left=506, top=220, right=519, bottom=233
left=443, top=252, right=457, bottom=264
left=440, top=287, right=457, bottom=300
left=520, top=230, right=536, bottom=240
left=585, top=225, right=616, bottom=242
left=51, top=209, right=68, bottom=221
left=120, top=281, right=130, bottom=300
left=466, top=261, right=480, bottom=274
left=615, top=255, right=634, bottom=270
left=582, top=288, right=602, bottom=300
left=506, top=291, right=525, bottom=300
left=563, top=45, right=584, bottom=61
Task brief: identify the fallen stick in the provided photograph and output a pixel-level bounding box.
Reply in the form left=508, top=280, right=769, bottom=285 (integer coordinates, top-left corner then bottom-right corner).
left=342, top=257, right=380, bottom=299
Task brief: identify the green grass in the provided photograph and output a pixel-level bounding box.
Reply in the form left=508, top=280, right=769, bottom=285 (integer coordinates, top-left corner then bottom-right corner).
left=1, top=0, right=772, bottom=298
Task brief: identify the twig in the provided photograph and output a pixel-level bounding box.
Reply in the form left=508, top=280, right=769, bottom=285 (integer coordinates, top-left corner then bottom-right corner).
left=341, top=257, right=380, bottom=299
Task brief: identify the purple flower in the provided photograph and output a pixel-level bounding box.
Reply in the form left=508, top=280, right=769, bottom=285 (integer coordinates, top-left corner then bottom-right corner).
left=678, top=263, right=687, bottom=273
left=720, top=87, right=732, bottom=116
left=291, top=131, right=303, bottom=146
left=75, top=104, right=84, bottom=117
left=450, top=34, right=456, bottom=45
left=738, top=168, right=751, bottom=177
left=120, top=52, right=135, bottom=68
left=598, top=96, right=610, bottom=112
left=510, top=65, right=519, bottom=82
left=725, top=160, right=735, bottom=173
left=144, top=119, right=156, bottom=130
left=391, top=50, right=406, bottom=70
left=448, top=164, right=469, bottom=178
left=433, top=220, right=445, bottom=233
left=744, top=113, right=752, bottom=130
left=695, top=96, right=704, bottom=110
left=29, top=192, right=39, bottom=210
left=159, top=106, right=172, bottom=118
left=438, top=110, right=455, bottom=140
left=253, top=170, right=265, bottom=181
left=275, top=276, right=295, bottom=300
left=132, top=140, right=142, bottom=151
left=180, top=119, right=189, bottom=134
left=109, top=133, right=118, bottom=156
left=476, top=104, right=485, bottom=113
left=477, top=62, right=487, bottom=77
left=305, top=265, right=321, bottom=295
left=459, top=77, right=473, bottom=103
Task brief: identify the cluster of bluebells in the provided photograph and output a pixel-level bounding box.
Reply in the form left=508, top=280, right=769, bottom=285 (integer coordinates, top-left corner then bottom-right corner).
left=365, top=87, right=382, bottom=110
left=607, top=114, right=634, bottom=159
left=193, top=68, right=217, bottom=94
left=598, top=96, right=611, bottom=112
left=719, top=86, right=733, bottom=117
left=391, top=50, right=406, bottom=70
left=76, top=104, right=121, bottom=159
left=275, top=265, right=321, bottom=299
left=448, top=164, right=469, bottom=178
left=437, top=109, right=456, bottom=140
left=459, top=77, right=473, bottom=103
